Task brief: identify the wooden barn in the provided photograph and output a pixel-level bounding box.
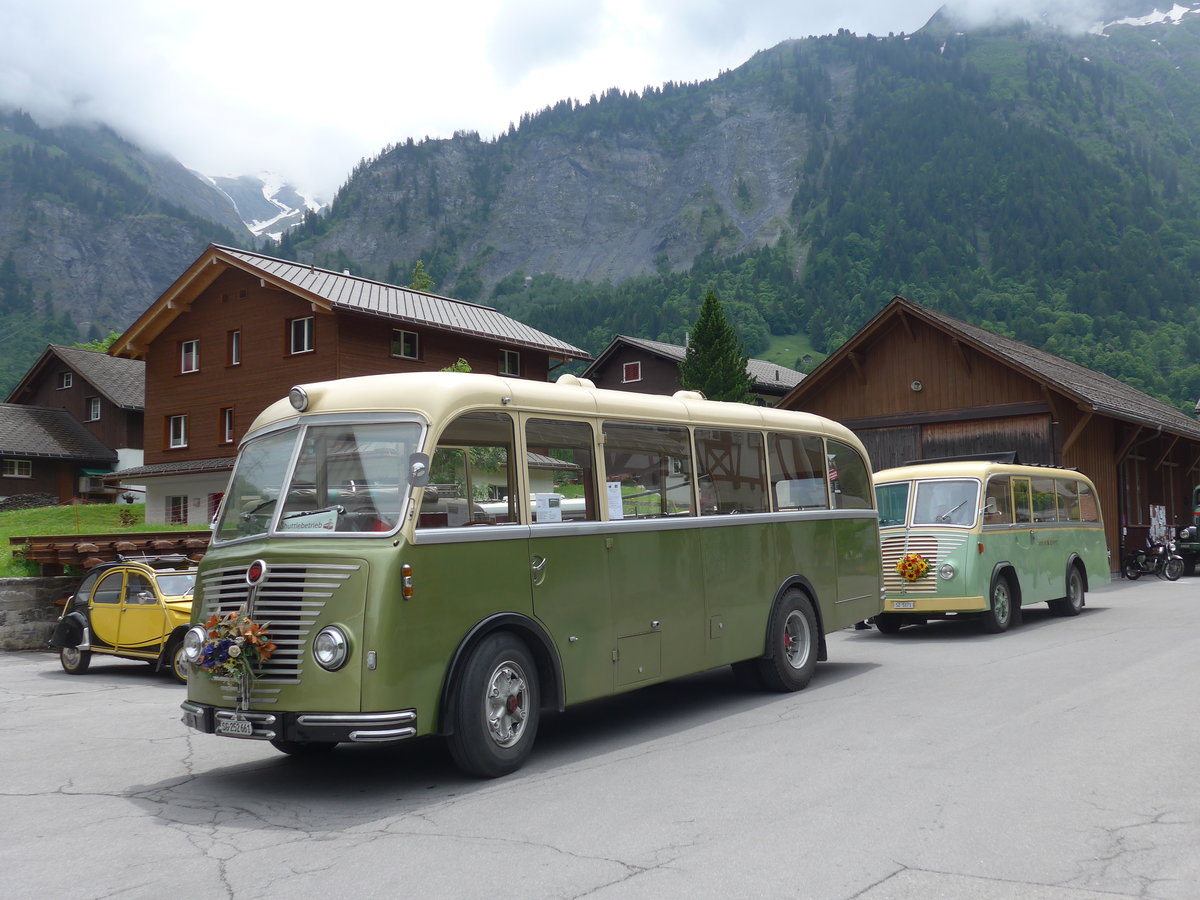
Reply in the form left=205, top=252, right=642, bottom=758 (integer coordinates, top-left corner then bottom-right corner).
left=778, top=297, right=1200, bottom=568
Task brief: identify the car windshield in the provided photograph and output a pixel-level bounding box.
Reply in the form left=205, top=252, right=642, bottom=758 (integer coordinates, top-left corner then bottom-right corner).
left=214, top=420, right=423, bottom=542
left=155, top=573, right=196, bottom=596
left=912, top=479, right=980, bottom=526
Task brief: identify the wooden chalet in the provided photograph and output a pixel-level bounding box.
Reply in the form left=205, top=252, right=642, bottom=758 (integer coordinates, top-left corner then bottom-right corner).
left=778, top=297, right=1200, bottom=567
left=581, top=335, right=804, bottom=405
left=0, top=404, right=118, bottom=504
left=107, top=244, right=591, bottom=524
left=5, top=344, right=145, bottom=501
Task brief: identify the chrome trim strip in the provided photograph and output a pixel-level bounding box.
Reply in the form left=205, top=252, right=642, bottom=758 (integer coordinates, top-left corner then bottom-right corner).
left=349, top=727, right=418, bottom=742
left=296, top=710, right=417, bottom=727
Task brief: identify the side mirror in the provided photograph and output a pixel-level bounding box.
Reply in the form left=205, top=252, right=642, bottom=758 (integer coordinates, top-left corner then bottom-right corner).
left=981, top=499, right=998, bottom=515
left=409, top=452, right=431, bottom=487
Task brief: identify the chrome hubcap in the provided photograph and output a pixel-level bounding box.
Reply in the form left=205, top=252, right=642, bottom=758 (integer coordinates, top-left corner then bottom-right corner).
left=994, top=584, right=1010, bottom=621
left=62, top=648, right=81, bottom=667
left=485, top=660, right=528, bottom=748
left=783, top=610, right=811, bottom=670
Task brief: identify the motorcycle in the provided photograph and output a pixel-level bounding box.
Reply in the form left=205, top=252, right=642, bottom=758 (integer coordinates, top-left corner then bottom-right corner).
left=1121, top=536, right=1185, bottom=581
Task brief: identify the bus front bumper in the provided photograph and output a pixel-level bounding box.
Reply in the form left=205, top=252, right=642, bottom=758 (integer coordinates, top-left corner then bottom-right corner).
left=181, top=701, right=418, bottom=744
left=884, top=596, right=986, bottom=614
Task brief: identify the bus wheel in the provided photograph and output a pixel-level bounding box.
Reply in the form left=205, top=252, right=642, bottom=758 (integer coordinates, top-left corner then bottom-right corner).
left=756, top=591, right=818, bottom=692
left=60, top=646, right=91, bottom=675
left=448, top=632, right=541, bottom=778
left=270, top=739, right=338, bottom=756
left=1049, top=567, right=1085, bottom=617
left=166, top=639, right=189, bottom=684
left=980, top=575, right=1013, bottom=634
left=873, top=613, right=903, bottom=635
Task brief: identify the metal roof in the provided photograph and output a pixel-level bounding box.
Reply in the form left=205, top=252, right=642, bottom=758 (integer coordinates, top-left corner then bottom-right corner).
left=0, top=404, right=118, bottom=461
left=5, top=345, right=144, bottom=408
left=106, top=456, right=236, bottom=480
left=216, top=246, right=590, bottom=359
left=584, top=335, right=804, bottom=393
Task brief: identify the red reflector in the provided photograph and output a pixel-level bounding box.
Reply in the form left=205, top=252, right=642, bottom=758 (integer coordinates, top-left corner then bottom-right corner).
left=978, top=542, right=984, bottom=554
left=246, top=559, right=267, bottom=585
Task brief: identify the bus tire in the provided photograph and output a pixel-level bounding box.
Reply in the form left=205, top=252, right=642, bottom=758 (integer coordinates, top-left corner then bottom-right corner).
left=873, top=613, right=903, bottom=635
left=448, top=632, right=540, bottom=778
left=60, top=646, right=91, bottom=675
left=756, top=590, right=818, bottom=692
left=1049, top=567, right=1085, bottom=617
left=980, top=574, right=1014, bottom=634
left=270, top=739, right=338, bottom=756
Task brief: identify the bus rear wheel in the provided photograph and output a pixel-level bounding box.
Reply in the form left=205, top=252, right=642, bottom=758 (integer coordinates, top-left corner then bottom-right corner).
left=1049, top=567, right=1085, bottom=617
left=756, top=590, right=818, bottom=692
left=980, top=575, right=1014, bottom=634
left=448, top=632, right=540, bottom=778
left=873, top=613, right=903, bottom=635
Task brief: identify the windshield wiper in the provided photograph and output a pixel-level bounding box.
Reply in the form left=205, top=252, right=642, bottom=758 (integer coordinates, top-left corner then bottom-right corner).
left=282, top=505, right=344, bottom=520
left=938, top=499, right=969, bottom=522
left=240, top=497, right=278, bottom=520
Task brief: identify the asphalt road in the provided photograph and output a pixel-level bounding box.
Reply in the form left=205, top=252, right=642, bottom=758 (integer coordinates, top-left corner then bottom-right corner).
left=3, top=575, right=1198, bottom=899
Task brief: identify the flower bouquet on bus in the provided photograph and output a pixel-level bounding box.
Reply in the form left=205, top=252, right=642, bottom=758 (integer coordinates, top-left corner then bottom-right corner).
left=197, top=610, right=276, bottom=683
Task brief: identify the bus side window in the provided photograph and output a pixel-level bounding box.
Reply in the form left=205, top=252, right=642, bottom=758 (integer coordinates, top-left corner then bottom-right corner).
left=1077, top=482, right=1100, bottom=523
left=602, top=422, right=693, bottom=519
left=1012, top=477, right=1033, bottom=524
left=984, top=475, right=1012, bottom=524
left=695, top=429, right=767, bottom=515
left=827, top=440, right=873, bottom=510
left=420, top=412, right=517, bottom=528
left=525, top=418, right=599, bottom=523
left=1056, top=478, right=1082, bottom=522
left=768, top=433, right=828, bottom=510
left=1032, top=477, right=1059, bottom=522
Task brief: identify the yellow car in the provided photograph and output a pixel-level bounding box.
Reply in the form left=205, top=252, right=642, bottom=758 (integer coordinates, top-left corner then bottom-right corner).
left=49, top=555, right=197, bottom=683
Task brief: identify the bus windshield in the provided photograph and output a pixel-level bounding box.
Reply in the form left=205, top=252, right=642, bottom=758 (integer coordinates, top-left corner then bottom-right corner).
left=875, top=482, right=910, bottom=527
left=214, top=421, right=422, bottom=542
left=913, top=479, right=979, bottom=526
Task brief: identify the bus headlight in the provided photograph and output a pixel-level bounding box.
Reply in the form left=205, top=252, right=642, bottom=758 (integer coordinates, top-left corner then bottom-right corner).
left=313, top=626, right=349, bottom=670
left=938, top=563, right=956, bottom=580
left=182, top=625, right=207, bottom=662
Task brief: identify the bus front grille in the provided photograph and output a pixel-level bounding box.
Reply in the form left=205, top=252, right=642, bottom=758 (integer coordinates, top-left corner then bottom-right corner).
left=881, top=534, right=966, bottom=594
left=199, top=562, right=361, bottom=687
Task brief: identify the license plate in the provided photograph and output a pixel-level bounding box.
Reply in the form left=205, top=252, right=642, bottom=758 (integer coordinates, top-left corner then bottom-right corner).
left=892, top=600, right=915, bottom=610
left=216, top=716, right=253, bottom=737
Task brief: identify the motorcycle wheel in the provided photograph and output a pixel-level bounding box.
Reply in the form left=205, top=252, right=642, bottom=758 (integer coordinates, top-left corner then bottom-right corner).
left=1122, top=557, right=1142, bottom=580
left=1164, top=557, right=1185, bottom=581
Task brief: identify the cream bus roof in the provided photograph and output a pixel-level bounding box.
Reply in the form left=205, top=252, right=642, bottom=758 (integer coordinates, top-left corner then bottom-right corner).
left=874, top=460, right=1097, bottom=488
left=249, top=371, right=865, bottom=448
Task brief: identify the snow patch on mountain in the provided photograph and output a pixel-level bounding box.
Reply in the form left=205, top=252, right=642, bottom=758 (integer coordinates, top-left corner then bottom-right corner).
left=1092, top=3, right=1200, bottom=34
left=198, top=171, right=324, bottom=241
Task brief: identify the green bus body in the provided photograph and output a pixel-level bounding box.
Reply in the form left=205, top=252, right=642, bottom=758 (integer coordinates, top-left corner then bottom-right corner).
left=181, top=372, right=884, bottom=775
left=873, top=461, right=1110, bottom=634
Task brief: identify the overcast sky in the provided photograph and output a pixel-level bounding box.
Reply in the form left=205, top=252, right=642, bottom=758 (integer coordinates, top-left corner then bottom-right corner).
left=0, top=1, right=1119, bottom=199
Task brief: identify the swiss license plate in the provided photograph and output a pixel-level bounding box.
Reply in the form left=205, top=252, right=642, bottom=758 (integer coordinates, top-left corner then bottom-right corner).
left=216, top=716, right=253, bottom=737
left=892, top=600, right=915, bottom=610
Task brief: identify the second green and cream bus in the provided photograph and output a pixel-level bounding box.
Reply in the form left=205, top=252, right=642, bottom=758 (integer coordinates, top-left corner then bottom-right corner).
left=180, top=371, right=884, bottom=776
left=873, top=461, right=1109, bottom=635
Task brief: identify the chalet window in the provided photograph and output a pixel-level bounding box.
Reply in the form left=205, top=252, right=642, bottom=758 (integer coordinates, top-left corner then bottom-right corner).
left=85, top=397, right=101, bottom=422
left=181, top=339, right=199, bottom=373
left=228, top=330, right=241, bottom=366
left=58, top=372, right=72, bottom=390
left=499, top=349, right=521, bottom=376
left=290, top=317, right=314, bottom=354
left=2, top=459, right=32, bottom=478
left=391, top=329, right=420, bottom=360
left=167, top=495, right=189, bottom=525
left=220, top=407, right=234, bottom=444
left=168, top=415, right=188, bottom=449
left=622, top=361, right=642, bottom=383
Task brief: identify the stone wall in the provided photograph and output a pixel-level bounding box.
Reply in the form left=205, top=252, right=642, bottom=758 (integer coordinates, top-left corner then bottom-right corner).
left=0, top=577, right=80, bottom=651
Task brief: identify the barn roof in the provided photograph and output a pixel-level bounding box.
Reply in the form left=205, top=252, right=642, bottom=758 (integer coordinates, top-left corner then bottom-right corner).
left=583, top=335, right=804, bottom=394
left=782, top=296, right=1200, bottom=441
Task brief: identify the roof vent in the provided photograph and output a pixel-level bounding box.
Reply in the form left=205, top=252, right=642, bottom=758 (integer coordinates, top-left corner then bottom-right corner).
left=556, top=374, right=596, bottom=389
left=673, top=389, right=706, bottom=401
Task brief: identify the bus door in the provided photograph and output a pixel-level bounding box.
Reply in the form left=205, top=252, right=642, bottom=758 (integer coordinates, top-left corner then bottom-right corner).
left=522, top=416, right=614, bottom=704
left=827, top=439, right=882, bottom=625
left=601, top=421, right=703, bottom=688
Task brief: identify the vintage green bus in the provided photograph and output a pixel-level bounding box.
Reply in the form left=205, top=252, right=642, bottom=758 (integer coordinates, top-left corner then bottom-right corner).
left=873, top=461, right=1109, bottom=635
left=180, top=372, right=883, bottom=776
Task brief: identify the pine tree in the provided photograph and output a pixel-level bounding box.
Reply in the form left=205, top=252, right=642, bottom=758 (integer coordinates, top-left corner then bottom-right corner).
left=408, top=260, right=435, bottom=292
left=678, top=289, right=753, bottom=402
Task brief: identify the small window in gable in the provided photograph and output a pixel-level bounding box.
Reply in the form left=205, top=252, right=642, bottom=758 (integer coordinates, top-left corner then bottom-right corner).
left=290, top=317, right=314, bottom=354
left=622, top=361, right=642, bottom=383
left=85, top=397, right=101, bottom=422
left=58, top=372, right=73, bottom=389
left=228, top=330, right=241, bottom=366
left=181, top=339, right=199, bottom=373
left=168, top=415, right=188, bottom=449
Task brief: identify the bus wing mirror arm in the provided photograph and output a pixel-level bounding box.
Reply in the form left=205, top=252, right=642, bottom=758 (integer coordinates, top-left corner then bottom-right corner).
left=982, top=498, right=998, bottom=515
left=409, top=452, right=431, bottom=487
